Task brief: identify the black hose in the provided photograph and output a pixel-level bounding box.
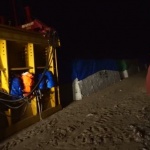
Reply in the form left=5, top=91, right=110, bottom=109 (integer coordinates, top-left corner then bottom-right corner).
left=0, top=100, right=27, bottom=109
left=0, top=90, right=20, bottom=98
left=0, top=44, right=54, bottom=103
left=0, top=101, right=29, bottom=118
left=0, top=35, right=57, bottom=119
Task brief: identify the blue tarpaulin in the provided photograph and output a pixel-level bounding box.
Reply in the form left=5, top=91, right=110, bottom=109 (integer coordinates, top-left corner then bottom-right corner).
left=58, top=59, right=118, bottom=84
left=10, top=77, right=23, bottom=99
left=72, top=59, right=118, bottom=81
left=38, top=71, right=55, bottom=90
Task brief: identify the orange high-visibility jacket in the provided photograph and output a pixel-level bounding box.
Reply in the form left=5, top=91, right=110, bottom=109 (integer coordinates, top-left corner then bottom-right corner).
left=22, top=72, right=34, bottom=93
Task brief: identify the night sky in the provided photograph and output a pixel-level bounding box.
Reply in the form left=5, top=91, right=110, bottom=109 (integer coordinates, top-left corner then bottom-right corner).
left=0, top=1, right=150, bottom=59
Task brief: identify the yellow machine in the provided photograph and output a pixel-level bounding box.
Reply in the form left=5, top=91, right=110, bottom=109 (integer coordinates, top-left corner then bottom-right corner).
left=0, top=24, right=61, bottom=140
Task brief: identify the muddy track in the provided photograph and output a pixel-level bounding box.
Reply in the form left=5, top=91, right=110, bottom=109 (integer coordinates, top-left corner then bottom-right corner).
left=0, top=72, right=150, bottom=150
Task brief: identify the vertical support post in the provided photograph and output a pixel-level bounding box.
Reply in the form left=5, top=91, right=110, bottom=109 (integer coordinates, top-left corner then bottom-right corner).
left=0, top=40, right=9, bottom=92
left=49, top=46, right=54, bottom=73
left=26, top=43, right=37, bottom=115
left=54, top=48, right=60, bottom=105
left=48, top=46, right=56, bottom=107
left=26, top=43, right=35, bottom=74
left=0, top=40, right=11, bottom=126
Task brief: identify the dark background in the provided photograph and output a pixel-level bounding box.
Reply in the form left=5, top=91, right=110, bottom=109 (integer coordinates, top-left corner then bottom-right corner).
left=0, top=1, right=150, bottom=59
left=1, top=0, right=150, bottom=106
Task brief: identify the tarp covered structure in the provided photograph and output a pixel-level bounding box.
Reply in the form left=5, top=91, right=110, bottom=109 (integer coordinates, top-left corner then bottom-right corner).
left=58, top=59, right=120, bottom=84
left=71, top=59, right=119, bottom=81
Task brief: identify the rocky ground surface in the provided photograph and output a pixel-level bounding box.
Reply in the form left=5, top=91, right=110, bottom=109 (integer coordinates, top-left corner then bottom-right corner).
left=0, top=71, right=150, bottom=150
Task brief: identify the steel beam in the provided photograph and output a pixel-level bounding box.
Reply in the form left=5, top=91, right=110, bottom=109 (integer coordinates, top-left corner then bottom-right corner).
left=0, top=24, right=48, bottom=45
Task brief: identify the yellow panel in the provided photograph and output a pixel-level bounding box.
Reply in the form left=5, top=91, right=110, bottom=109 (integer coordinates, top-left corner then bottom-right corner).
left=47, top=46, right=56, bottom=107
left=54, top=48, right=61, bottom=105
left=47, top=46, right=60, bottom=107
left=31, top=98, right=37, bottom=116
left=48, top=46, right=54, bottom=73
left=0, top=40, right=9, bottom=92
left=50, top=87, right=56, bottom=107
left=26, top=43, right=35, bottom=73
left=0, top=40, right=11, bottom=126
left=5, top=109, right=11, bottom=126
left=25, top=43, right=37, bottom=115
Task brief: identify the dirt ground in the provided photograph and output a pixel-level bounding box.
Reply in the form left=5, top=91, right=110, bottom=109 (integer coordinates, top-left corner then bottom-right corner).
left=0, top=71, right=150, bottom=150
